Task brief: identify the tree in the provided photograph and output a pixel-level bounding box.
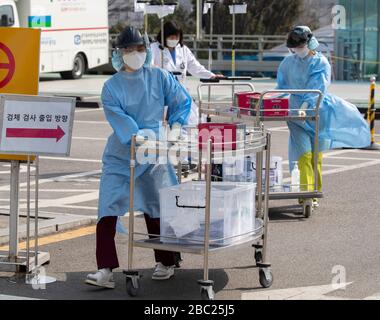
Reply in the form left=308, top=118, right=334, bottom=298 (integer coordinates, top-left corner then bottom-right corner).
left=147, top=4, right=194, bottom=39
left=186, top=0, right=302, bottom=58
left=199, top=0, right=303, bottom=36
left=295, top=0, right=336, bottom=30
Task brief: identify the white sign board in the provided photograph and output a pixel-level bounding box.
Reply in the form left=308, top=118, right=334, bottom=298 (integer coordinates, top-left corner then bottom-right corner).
left=203, top=3, right=212, bottom=14
left=145, top=5, right=176, bottom=19
left=229, top=4, right=248, bottom=14
left=0, top=95, right=76, bottom=156
left=134, top=0, right=146, bottom=13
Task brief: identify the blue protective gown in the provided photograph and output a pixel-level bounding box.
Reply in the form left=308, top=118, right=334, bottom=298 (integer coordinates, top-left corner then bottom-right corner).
left=277, top=52, right=371, bottom=172
left=98, top=67, right=192, bottom=219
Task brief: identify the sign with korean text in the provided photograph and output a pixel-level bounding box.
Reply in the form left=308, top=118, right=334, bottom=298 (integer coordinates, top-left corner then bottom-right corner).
left=0, top=27, right=41, bottom=161
left=0, top=95, right=75, bottom=156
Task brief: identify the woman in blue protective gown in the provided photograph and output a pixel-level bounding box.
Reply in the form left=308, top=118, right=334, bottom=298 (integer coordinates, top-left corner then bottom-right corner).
left=85, top=26, right=191, bottom=289
left=277, top=26, right=370, bottom=207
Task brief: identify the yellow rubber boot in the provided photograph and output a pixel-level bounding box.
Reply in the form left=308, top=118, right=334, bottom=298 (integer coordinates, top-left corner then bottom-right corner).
left=312, top=152, right=323, bottom=193
left=298, top=152, right=323, bottom=192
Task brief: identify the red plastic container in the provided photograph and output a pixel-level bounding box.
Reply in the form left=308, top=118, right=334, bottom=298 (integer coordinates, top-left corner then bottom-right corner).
left=235, top=92, right=289, bottom=117
left=198, top=123, right=246, bottom=151
left=235, top=92, right=258, bottom=109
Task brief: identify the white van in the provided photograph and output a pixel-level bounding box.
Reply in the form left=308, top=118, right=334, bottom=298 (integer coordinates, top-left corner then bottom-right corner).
left=0, top=0, right=109, bottom=79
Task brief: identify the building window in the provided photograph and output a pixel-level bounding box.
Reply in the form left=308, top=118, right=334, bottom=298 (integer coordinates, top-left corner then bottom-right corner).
left=336, top=0, right=379, bottom=80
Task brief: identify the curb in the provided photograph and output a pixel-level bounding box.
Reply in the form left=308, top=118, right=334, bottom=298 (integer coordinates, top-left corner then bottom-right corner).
left=39, top=93, right=101, bottom=109
left=0, top=212, right=97, bottom=246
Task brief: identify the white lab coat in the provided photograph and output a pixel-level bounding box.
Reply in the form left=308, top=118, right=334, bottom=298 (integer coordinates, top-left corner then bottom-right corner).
left=151, top=42, right=215, bottom=125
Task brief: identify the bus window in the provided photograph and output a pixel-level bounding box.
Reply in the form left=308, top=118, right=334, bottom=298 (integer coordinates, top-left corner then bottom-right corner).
left=0, top=5, right=15, bottom=27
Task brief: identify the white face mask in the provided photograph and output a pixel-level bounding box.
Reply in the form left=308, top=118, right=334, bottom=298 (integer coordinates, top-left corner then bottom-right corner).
left=166, top=39, right=179, bottom=48
left=292, top=46, right=310, bottom=59
left=123, top=51, right=147, bottom=70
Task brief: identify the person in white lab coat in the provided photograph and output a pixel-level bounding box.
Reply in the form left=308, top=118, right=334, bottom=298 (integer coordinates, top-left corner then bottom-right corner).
left=151, top=21, right=223, bottom=125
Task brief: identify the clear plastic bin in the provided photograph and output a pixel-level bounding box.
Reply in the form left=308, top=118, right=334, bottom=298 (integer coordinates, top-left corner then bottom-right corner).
left=222, top=156, right=283, bottom=192
left=253, top=156, right=283, bottom=192
left=159, top=182, right=256, bottom=246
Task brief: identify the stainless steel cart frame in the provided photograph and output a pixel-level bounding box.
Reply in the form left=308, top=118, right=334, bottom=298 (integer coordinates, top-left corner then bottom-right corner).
left=123, top=128, right=273, bottom=300
left=196, top=81, right=270, bottom=219
left=196, top=84, right=324, bottom=218
left=197, top=81, right=256, bottom=180
left=254, top=90, right=324, bottom=218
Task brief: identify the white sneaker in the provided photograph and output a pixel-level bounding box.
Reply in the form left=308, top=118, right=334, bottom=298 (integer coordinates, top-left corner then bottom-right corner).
left=312, top=199, right=320, bottom=208
left=152, top=263, right=175, bottom=281
left=85, top=268, right=115, bottom=289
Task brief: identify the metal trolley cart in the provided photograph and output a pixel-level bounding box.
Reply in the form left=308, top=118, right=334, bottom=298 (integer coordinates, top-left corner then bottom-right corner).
left=196, top=81, right=272, bottom=267
left=197, top=77, right=254, bottom=123
left=196, top=81, right=264, bottom=212
left=253, top=90, right=324, bottom=218
left=197, top=84, right=324, bottom=218
left=123, top=127, right=273, bottom=300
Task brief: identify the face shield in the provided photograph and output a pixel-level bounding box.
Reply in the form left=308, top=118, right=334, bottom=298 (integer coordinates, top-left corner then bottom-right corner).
left=112, top=29, right=152, bottom=71
left=287, top=26, right=319, bottom=51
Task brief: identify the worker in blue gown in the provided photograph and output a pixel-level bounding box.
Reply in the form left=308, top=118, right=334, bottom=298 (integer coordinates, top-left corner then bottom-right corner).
left=277, top=26, right=370, bottom=207
left=85, top=26, right=191, bottom=289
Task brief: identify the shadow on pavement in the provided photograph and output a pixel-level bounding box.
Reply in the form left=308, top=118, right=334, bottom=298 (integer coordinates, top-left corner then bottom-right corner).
left=268, top=205, right=307, bottom=222
left=0, top=268, right=229, bottom=300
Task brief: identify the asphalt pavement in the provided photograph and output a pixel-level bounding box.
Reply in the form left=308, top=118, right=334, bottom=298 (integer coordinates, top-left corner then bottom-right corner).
left=0, top=75, right=379, bottom=300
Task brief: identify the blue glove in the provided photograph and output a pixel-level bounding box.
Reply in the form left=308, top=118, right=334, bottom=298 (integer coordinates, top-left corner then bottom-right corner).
left=112, top=50, right=124, bottom=72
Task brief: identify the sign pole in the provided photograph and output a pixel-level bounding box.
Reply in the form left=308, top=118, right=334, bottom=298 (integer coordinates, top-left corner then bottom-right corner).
left=26, top=155, right=31, bottom=274
left=34, top=156, right=39, bottom=269
left=232, top=0, right=236, bottom=78
left=196, top=0, right=203, bottom=41
left=9, top=160, right=20, bottom=263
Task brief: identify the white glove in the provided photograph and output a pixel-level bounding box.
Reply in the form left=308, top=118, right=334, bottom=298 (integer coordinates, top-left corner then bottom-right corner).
left=167, top=123, right=182, bottom=142
left=299, top=102, right=308, bottom=117
left=136, top=129, right=156, bottom=146
left=135, top=135, right=146, bottom=145
left=135, top=135, right=159, bottom=149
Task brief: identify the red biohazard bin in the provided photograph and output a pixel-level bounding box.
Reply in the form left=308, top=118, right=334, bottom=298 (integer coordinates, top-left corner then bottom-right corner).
left=234, top=92, right=258, bottom=115
left=235, top=92, right=290, bottom=117
left=198, top=123, right=246, bottom=151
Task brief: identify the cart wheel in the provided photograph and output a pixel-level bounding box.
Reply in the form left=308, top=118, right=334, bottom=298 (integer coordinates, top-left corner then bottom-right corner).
left=259, top=268, right=273, bottom=288
left=126, top=277, right=140, bottom=297
left=304, top=205, right=312, bottom=219
left=255, top=250, right=263, bottom=265
left=200, top=287, right=215, bottom=300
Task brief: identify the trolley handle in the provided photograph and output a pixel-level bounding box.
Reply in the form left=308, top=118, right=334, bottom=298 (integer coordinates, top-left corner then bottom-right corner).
left=256, top=89, right=323, bottom=109
left=253, top=89, right=323, bottom=119
left=252, top=163, right=278, bottom=171
left=197, top=82, right=255, bottom=105
left=200, top=76, right=252, bottom=83
left=137, top=1, right=179, bottom=5
left=200, top=78, right=221, bottom=83
left=175, top=196, right=206, bottom=209
left=223, top=76, right=252, bottom=81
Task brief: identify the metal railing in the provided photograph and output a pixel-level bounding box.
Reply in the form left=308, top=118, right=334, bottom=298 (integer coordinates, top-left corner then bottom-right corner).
left=102, top=33, right=334, bottom=75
